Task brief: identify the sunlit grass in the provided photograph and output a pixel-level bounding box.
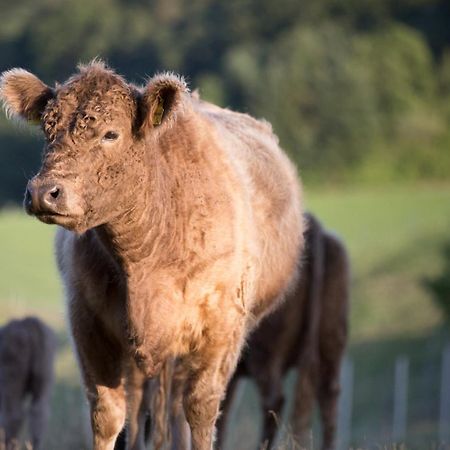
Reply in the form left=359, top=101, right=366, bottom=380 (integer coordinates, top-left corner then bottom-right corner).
left=305, top=183, right=450, bottom=340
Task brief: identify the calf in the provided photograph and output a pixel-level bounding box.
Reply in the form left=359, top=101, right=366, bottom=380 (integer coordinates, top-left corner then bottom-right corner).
left=0, top=317, right=56, bottom=450
left=1, top=61, right=303, bottom=450
left=216, top=213, right=350, bottom=450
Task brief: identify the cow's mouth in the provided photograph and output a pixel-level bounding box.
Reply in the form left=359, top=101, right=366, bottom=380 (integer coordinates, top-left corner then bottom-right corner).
left=34, top=211, right=74, bottom=226
left=35, top=211, right=64, bottom=222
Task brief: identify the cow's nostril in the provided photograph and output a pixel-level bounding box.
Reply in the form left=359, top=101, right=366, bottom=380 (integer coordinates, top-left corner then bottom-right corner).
left=42, top=184, right=63, bottom=209
left=49, top=187, right=60, bottom=199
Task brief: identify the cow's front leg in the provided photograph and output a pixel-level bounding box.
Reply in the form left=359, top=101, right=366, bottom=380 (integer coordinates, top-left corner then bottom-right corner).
left=70, top=307, right=127, bottom=450
left=183, top=330, right=245, bottom=450
left=87, top=383, right=126, bottom=450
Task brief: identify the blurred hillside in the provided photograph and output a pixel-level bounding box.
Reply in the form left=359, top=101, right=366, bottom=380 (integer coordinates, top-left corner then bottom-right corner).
left=1, top=0, right=450, bottom=204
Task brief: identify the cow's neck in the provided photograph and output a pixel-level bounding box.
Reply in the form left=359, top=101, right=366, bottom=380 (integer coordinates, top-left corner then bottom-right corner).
left=94, top=143, right=178, bottom=274
left=91, top=138, right=188, bottom=373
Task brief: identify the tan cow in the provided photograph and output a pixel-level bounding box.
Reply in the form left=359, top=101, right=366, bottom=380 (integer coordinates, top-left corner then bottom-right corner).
left=115, top=214, right=349, bottom=450
left=0, top=317, right=56, bottom=450
left=0, top=61, right=303, bottom=450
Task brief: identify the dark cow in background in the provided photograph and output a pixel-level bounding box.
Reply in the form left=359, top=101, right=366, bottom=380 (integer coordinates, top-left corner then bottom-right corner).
left=216, top=213, right=350, bottom=450
left=0, top=61, right=303, bottom=450
left=0, top=317, right=56, bottom=450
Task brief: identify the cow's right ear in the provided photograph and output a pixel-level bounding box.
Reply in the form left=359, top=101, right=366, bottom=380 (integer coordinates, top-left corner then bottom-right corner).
left=0, top=69, right=54, bottom=123
left=137, top=72, right=189, bottom=132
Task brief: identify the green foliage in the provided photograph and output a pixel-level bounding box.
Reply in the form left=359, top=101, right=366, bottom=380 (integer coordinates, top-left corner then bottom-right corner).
left=253, top=24, right=381, bottom=177
left=1, top=0, right=450, bottom=203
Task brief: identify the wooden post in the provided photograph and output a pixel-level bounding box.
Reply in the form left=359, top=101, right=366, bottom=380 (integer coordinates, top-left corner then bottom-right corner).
left=439, top=345, right=450, bottom=443
left=393, top=355, right=409, bottom=443
left=337, top=356, right=353, bottom=450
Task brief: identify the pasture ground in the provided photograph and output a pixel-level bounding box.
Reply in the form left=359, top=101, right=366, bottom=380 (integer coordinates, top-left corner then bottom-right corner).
left=1, top=183, right=449, bottom=449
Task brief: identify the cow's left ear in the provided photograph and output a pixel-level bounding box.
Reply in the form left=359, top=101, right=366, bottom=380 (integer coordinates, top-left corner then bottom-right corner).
left=0, top=68, right=54, bottom=123
left=139, top=73, right=189, bottom=130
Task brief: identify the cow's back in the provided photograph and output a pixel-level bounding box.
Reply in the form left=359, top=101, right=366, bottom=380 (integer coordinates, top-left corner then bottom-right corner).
left=199, top=102, right=303, bottom=320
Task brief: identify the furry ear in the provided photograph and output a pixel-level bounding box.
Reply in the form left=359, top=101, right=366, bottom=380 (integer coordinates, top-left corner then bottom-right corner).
left=0, top=68, right=54, bottom=123
left=139, top=73, right=188, bottom=130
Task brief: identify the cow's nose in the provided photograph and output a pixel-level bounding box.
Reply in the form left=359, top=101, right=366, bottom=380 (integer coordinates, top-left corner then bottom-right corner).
left=41, top=184, right=61, bottom=208
left=24, top=180, right=64, bottom=215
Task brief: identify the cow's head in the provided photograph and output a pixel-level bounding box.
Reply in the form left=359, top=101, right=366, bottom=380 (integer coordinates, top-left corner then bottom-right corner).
left=0, top=61, right=188, bottom=233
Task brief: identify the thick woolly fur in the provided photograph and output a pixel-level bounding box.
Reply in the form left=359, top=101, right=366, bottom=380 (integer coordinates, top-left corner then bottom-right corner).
left=0, top=61, right=304, bottom=450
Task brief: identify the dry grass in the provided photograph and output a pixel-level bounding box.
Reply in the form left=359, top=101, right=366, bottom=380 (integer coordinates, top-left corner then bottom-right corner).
left=0, top=430, right=32, bottom=450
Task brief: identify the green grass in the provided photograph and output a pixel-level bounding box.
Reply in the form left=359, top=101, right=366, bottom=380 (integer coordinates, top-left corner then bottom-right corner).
left=0, top=208, right=61, bottom=326
left=1, top=183, right=450, bottom=449
left=305, top=183, right=450, bottom=340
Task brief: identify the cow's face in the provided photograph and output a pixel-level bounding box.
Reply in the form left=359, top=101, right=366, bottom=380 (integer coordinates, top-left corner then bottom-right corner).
left=0, top=62, right=187, bottom=233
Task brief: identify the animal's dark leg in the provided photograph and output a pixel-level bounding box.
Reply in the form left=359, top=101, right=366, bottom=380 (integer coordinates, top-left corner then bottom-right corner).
left=1, top=391, right=25, bottom=449
left=254, top=369, right=284, bottom=450
left=317, top=335, right=346, bottom=450
left=291, top=358, right=319, bottom=449
left=215, top=374, right=240, bottom=450
left=317, top=362, right=341, bottom=450
left=28, top=387, right=52, bottom=450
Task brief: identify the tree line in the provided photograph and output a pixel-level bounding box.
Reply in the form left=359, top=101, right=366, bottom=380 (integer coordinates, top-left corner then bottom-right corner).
left=1, top=0, right=449, bottom=204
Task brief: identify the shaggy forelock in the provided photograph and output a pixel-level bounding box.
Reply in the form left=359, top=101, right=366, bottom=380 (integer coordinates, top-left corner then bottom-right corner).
left=42, top=62, right=138, bottom=141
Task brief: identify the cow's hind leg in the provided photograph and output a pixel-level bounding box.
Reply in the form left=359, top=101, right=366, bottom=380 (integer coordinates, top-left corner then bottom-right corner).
left=317, top=356, right=341, bottom=450
left=28, top=385, right=52, bottom=450
left=254, top=367, right=284, bottom=450
left=1, top=391, right=25, bottom=449
left=291, top=357, right=319, bottom=449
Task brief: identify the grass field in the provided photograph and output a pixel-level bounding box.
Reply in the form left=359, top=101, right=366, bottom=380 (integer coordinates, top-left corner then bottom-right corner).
left=1, top=183, right=450, bottom=449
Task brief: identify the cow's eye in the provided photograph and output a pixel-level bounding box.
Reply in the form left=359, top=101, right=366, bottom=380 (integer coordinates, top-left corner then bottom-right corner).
left=102, top=131, right=119, bottom=142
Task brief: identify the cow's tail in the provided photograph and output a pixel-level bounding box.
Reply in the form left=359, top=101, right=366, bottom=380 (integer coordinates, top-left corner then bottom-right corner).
left=299, top=213, right=325, bottom=364
left=151, top=358, right=174, bottom=450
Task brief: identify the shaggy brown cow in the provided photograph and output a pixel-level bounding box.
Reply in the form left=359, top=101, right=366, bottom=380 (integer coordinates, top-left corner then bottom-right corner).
left=216, top=213, right=349, bottom=450
left=0, top=61, right=303, bottom=450
left=0, top=317, right=56, bottom=450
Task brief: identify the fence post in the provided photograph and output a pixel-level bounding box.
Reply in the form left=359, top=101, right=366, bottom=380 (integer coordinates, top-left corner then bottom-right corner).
left=338, top=356, right=353, bottom=450
left=393, top=355, right=409, bottom=443
left=439, top=345, right=450, bottom=443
